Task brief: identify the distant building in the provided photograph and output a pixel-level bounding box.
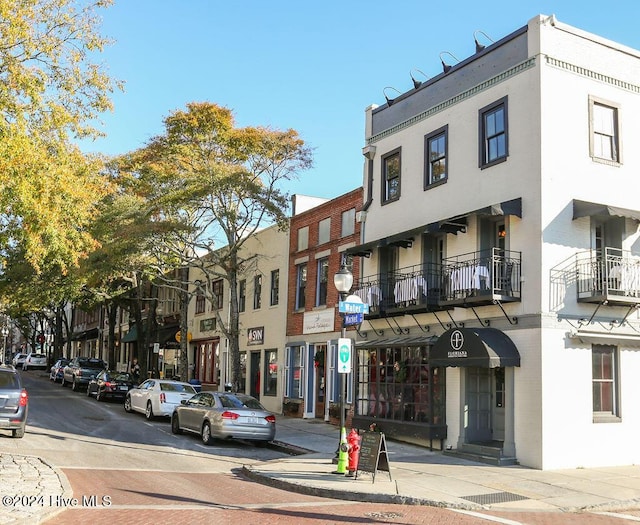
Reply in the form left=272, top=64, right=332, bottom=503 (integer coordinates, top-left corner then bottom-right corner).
left=285, top=188, right=363, bottom=420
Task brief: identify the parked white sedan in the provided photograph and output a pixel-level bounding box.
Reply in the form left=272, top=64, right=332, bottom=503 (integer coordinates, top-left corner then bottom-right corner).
left=124, top=379, right=197, bottom=420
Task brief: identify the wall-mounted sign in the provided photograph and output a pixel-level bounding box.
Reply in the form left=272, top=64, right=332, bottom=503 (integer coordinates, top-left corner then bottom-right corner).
left=247, top=326, right=264, bottom=345
left=200, top=317, right=216, bottom=332
left=303, top=309, right=335, bottom=335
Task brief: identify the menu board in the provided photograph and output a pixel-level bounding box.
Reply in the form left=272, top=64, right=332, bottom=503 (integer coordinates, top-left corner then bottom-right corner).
left=355, top=431, right=392, bottom=483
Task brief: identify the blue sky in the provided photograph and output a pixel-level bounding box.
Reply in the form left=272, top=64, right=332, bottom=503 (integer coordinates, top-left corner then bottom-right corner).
left=84, top=0, right=640, bottom=200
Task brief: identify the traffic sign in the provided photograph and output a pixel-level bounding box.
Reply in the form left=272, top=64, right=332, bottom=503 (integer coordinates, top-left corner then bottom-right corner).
left=339, top=301, right=369, bottom=314
left=344, top=313, right=363, bottom=326
left=338, top=338, right=351, bottom=374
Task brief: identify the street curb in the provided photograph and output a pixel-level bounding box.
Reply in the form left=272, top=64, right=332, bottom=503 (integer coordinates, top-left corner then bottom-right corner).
left=239, top=465, right=476, bottom=509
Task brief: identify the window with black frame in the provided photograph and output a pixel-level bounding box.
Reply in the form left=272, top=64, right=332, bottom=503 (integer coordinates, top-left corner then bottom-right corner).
left=355, top=346, right=445, bottom=424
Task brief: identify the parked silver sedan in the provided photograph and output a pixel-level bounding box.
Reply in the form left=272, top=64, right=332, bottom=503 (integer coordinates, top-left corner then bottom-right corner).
left=171, top=392, right=276, bottom=445
left=124, top=379, right=197, bottom=419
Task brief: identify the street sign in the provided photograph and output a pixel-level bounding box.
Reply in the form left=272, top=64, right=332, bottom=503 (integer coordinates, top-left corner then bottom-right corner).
left=339, top=301, right=369, bottom=314
left=338, top=338, right=351, bottom=374
left=344, top=313, right=363, bottom=326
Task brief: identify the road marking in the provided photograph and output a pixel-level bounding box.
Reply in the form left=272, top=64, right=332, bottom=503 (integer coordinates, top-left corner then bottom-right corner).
left=450, top=509, right=524, bottom=525
left=596, top=512, right=640, bottom=522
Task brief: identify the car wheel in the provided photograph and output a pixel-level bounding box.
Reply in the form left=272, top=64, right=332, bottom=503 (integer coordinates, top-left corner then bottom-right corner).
left=124, top=396, right=132, bottom=413
left=86, top=387, right=93, bottom=397
left=201, top=422, right=213, bottom=445
left=145, top=401, right=154, bottom=420
left=12, top=427, right=24, bottom=438
left=171, top=413, right=182, bottom=435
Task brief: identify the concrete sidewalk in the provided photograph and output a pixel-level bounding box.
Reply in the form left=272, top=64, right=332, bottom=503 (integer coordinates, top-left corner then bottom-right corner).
left=243, top=416, right=640, bottom=513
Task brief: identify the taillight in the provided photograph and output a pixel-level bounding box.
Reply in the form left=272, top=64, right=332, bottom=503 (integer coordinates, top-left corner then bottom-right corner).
left=104, top=382, right=113, bottom=389
left=160, top=393, right=166, bottom=403
left=19, top=390, right=28, bottom=407
left=265, top=415, right=276, bottom=424
left=221, top=411, right=239, bottom=420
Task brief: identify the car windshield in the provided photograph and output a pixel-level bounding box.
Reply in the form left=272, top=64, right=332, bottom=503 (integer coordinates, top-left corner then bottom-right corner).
left=218, top=394, right=264, bottom=410
left=31, top=354, right=46, bottom=358
left=109, top=372, right=132, bottom=381
left=160, top=383, right=196, bottom=394
left=79, top=359, right=105, bottom=368
left=0, top=373, right=20, bottom=389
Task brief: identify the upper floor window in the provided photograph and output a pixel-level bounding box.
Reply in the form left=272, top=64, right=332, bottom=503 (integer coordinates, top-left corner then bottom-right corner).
left=253, top=275, right=262, bottom=309
left=341, top=208, right=355, bottom=237
left=238, top=279, right=246, bottom=313
left=295, top=263, right=307, bottom=310
left=316, top=258, right=329, bottom=306
left=425, top=126, right=448, bottom=188
left=297, top=226, right=309, bottom=251
left=590, top=97, right=620, bottom=163
left=212, top=279, right=223, bottom=310
left=381, top=148, right=401, bottom=204
left=318, top=217, right=331, bottom=245
left=195, top=287, right=205, bottom=315
left=270, top=269, right=279, bottom=306
left=479, top=97, right=508, bottom=168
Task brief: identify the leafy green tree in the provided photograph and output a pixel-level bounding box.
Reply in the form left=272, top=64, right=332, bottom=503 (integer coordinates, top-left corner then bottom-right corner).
left=0, top=0, right=120, bottom=276
left=118, top=102, right=312, bottom=388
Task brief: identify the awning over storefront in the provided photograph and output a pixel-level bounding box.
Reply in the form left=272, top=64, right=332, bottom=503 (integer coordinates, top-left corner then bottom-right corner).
left=355, top=335, right=438, bottom=348
left=157, top=326, right=181, bottom=349
left=572, top=200, right=640, bottom=221
left=121, top=326, right=138, bottom=343
left=430, top=327, right=520, bottom=368
left=70, top=328, right=99, bottom=341
left=568, top=330, right=640, bottom=347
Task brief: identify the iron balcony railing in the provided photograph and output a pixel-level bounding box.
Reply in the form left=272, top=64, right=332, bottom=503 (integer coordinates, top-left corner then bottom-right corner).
left=352, top=248, right=521, bottom=316
left=440, top=248, right=521, bottom=305
left=576, top=247, right=640, bottom=305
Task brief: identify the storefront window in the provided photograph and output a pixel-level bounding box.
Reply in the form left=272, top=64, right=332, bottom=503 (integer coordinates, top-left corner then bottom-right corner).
left=264, top=349, right=277, bottom=397
left=355, top=345, right=444, bottom=424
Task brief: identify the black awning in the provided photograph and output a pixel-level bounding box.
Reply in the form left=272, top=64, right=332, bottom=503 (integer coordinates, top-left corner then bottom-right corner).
left=157, top=326, right=181, bottom=349
left=71, top=327, right=99, bottom=341
left=346, top=227, right=424, bottom=257
left=573, top=200, right=640, bottom=221
left=355, top=335, right=438, bottom=348
left=430, top=328, right=520, bottom=368
left=427, top=198, right=521, bottom=234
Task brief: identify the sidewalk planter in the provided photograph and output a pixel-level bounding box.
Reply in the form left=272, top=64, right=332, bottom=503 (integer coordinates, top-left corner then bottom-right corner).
left=283, top=400, right=301, bottom=416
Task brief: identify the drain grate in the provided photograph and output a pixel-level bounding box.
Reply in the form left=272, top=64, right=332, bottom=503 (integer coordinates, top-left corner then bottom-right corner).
left=462, top=492, right=530, bottom=505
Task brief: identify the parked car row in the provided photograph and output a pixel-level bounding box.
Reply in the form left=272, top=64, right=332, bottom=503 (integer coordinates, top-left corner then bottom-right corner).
left=10, top=352, right=47, bottom=371
left=44, top=357, right=277, bottom=446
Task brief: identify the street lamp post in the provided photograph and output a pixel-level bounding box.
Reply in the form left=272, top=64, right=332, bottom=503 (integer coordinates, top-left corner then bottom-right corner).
left=1, top=326, right=8, bottom=364
left=333, top=265, right=353, bottom=474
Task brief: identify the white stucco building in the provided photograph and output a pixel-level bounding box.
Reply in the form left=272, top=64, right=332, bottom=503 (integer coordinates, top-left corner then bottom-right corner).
left=347, top=14, right=640, bottom=469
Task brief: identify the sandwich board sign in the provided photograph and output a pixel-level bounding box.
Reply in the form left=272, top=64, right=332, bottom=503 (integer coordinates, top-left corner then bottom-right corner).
left=355, top=431, right=392, bottom=483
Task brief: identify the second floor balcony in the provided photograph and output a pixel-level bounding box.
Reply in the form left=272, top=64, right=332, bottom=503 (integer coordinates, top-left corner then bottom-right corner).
left=352, top=248, right=522, bottom=317
left=576, top=248, right=640, bottom=306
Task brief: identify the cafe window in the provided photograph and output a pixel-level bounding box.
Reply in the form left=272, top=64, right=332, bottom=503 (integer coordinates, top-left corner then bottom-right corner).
left=264, top=349, right=278, bottom=397
left=355, top=346, right=445, bottom=424
left=284, top=345, right=304, bottom=399
left=592, top=344, right=620, bottom=421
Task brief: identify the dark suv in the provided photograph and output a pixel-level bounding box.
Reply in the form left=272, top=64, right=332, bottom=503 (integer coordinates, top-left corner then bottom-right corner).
left=0, top=364, right=28, bottom=438
left=62, top=357, right=107, bottom=391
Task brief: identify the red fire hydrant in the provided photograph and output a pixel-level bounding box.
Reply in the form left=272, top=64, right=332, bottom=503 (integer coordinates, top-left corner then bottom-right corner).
left=346, top=428, right=361, bottom=477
